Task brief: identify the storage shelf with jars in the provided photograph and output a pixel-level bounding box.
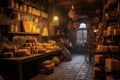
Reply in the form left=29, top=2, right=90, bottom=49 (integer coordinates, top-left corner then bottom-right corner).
left=0, top=0, right=49, bottom=41
left=6, top=20, right=41, bottom=41
left=6, top=0, right=48, bottom=19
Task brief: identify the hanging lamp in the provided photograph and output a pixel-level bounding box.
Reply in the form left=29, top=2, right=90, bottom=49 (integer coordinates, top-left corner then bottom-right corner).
left=52, top=2, right=59, bottom=26
left=68, top=1, right=76, bottom=19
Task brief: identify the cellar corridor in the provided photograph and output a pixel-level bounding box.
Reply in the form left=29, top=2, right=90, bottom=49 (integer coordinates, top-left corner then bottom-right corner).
left=31, top=54, right=94, bottom=80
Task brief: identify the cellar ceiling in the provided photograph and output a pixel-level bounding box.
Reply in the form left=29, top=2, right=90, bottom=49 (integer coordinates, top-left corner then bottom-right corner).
left=48, top=0, right=104, bottom=19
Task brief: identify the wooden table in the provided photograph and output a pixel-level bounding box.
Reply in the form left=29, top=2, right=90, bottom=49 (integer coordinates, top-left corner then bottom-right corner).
left=0, top=49, right=62, bottom=80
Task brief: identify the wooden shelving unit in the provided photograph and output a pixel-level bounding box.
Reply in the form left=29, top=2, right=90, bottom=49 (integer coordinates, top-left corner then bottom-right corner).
left=94, top=0, right=120, bottom=80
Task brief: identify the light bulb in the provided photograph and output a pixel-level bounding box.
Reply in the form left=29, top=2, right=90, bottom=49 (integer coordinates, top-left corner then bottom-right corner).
left=53, top=16, right=59, bottom=21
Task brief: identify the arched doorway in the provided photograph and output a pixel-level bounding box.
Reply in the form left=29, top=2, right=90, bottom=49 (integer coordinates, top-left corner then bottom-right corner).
left=72, top=23, right=87, bottom=54
left=76, top=23, right=87, bottom=45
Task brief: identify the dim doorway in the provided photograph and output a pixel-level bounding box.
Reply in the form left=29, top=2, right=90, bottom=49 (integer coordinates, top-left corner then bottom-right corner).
left=76, top=23, right=87, bottom=45
left=72, top=23, right=87, bottom=54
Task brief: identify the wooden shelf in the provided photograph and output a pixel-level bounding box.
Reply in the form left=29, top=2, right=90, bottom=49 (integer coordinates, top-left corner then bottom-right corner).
left=6, top=7, right=48, bottom=19
left=8, top=32, right=40, bottom=36
left=104, top=35, right=120, bottom=38
left=7, top=32, right=40, bottom=41
left=7, top=7, right=40, bottom=18
left=94, top=1, right=120, bottom=80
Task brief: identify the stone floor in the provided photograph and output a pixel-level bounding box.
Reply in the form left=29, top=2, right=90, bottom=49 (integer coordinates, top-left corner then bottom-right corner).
left=30, top=54, right=94, bottom=80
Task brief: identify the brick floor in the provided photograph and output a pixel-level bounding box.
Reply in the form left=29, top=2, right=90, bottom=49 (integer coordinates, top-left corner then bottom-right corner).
left=30, top=54, right=94, bottom=80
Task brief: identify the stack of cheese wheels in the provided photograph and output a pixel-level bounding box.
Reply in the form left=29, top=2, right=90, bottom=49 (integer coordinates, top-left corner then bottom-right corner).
left=52, top=56, right=60, bottom=66
left=40, top=60, right=55, bottom=74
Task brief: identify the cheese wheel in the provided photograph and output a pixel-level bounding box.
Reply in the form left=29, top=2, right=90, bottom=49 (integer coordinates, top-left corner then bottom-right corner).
left=42, top=60, right=53, bottom=66
left=3, top=52, right=14, bottom=58
left=44, top=63, right=55, bottom=70
left=16, top=49, right=31, bottom=57
left=22, top=47, right=31, bottom=52
left=61, top=47, right=72, bottom=61
left=52, top=56, right=60, bottom=66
